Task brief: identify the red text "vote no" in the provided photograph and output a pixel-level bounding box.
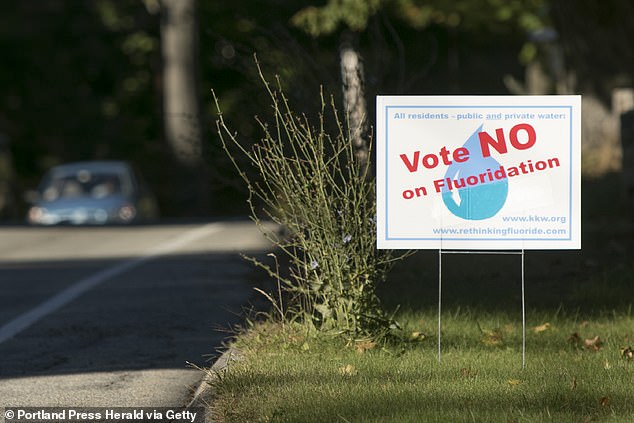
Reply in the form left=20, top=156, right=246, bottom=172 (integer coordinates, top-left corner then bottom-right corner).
left=400, top=123, right=537, bottom=172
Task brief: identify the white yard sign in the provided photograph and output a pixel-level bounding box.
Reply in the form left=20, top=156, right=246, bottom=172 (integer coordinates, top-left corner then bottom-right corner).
left=376, top=95, right=581, bottom=250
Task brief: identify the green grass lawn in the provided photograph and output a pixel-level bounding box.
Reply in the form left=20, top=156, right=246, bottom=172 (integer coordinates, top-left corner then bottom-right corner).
left=208, top=175, right=634, bottom=422
left=210, top=309, right=634, bottom=423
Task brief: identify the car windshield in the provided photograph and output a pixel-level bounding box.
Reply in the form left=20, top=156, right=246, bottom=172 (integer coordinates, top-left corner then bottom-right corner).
left=39, top=170, right=126, bottom=201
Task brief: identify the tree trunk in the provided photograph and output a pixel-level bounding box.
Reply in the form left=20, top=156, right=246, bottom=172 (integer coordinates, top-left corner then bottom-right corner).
left=160, top=0, right=208, bottom=215
left=161, top=0, right=202, bottom=166
left=339, top=34, right=369, bottom=171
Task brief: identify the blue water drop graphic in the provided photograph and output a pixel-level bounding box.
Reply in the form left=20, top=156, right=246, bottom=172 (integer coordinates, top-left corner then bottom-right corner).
left=442, top=124, right=508, bottom=220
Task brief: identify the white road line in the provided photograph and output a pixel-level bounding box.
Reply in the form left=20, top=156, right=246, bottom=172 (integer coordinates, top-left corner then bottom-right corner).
left=0, top=223, right=223, bottom=345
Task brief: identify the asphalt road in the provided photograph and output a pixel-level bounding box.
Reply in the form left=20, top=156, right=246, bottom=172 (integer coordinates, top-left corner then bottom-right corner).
left=0, top=221, right=272, bottom=408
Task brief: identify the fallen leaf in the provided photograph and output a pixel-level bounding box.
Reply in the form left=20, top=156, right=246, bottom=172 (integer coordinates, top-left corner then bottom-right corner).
left=507, top=379, right=521, bottom=386
left=603, top=360, right=611, bottom=370
left=355, top=339, right=376, bottom=353
left=599, top=396, right=611, bottom=407
left=620, top=346, right=633, bottom=361
left=570, top=377, right=577, bottom=390
left=338, top=364, right=358, bottom=376
left=410, top=331, right=426, bottom=341
left=584, top=336, right=603, bottom=351
left=532, top=322, right=551, bottom=334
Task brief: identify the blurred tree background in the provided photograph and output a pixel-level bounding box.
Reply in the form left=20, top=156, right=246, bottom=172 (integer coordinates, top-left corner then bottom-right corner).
left=0, top=0, right=631, bottom=220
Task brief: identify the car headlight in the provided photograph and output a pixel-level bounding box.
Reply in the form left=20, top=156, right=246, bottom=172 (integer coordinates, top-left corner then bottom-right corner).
left=118, top=204, right=136, bottom=222
left=28, top=206, right=46, bottom=224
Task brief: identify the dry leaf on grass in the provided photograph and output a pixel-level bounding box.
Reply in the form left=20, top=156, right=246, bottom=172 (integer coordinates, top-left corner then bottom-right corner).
left=532, top=322, right=551, bottom=333
left=409, top=331, right=426, bottom=341
left=354, top=339, right=377, bottom=354
left=338, top=364, right=358, bottom=376
left=568, top=332, right=604, bottom=351
left=584, top=335, right=603, bottom=351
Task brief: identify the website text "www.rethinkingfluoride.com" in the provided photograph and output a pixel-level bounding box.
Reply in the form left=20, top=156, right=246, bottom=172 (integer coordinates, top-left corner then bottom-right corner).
left=431, top=215, right=568, bottom=237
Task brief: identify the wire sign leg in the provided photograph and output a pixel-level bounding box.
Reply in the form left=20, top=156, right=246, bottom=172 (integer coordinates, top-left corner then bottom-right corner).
left=521, top=249, right=526, bottom=369
left=438, top=249, right=442, bottom=363
left=436, top=249, right=526, bottom=368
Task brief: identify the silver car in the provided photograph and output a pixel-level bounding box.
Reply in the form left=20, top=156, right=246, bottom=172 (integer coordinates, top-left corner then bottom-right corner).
left=27, top=161, right=159, bottom=225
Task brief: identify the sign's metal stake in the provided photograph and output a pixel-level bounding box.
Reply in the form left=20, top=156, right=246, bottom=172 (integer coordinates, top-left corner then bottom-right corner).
left=437, top=250, right=527, bottom=368
left=521, top=248, right=526, bottom=369
left=438, top=249, right=442, bottom=363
